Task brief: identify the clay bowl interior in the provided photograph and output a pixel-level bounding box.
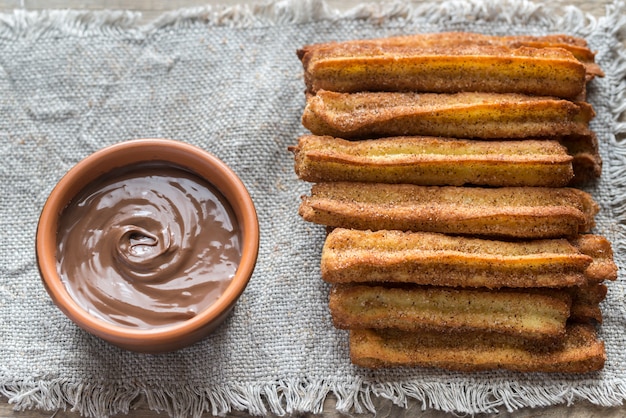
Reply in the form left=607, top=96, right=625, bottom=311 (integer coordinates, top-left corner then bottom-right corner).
left=36, top=139, right=259, bottom=353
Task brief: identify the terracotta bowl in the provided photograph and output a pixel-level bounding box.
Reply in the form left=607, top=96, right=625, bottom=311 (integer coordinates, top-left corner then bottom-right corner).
left=36, top=139, right=259, bottom=353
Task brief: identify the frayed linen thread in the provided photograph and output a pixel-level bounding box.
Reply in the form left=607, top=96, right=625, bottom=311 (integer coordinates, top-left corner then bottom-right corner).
left=5, top=377, right=626, bottom=417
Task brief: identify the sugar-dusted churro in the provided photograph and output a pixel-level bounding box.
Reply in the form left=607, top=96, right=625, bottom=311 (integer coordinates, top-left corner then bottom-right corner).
left=320, top=229, right=597, bottom=288
left=298, top=32, right=603, bottom=91
left=291, top=135, right=574, bottom=187
left=300, top=182, right=598, bottom=239
left=302, top=90, right=595, bottom=140
left=329, top=284, right=571, bottom=339
left=349, top=323, right=605, bottom=372
left=299, top=33, right=592, bottom=98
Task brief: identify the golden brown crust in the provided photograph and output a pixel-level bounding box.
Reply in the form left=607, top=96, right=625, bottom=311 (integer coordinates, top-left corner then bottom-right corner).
left=299, top=32, right=602, bottom=97
left=321, top=229, right=596, bottom=288
left=302, top=91, right=595, bottom=140
left=300, top=37, right=587, bottom=98
left=300, top=182, right=598, bottom=239
left=329, top=284, right=571, bottom=339
left=291, top=135, right=574, bottom=187
left=349, top=323, right=605, bottom=372
left=298, top=32, right=603, bottom=78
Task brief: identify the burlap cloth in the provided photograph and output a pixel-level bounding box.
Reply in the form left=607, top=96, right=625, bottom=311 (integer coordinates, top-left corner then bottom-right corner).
left=1, top=0, right=625, bottom=416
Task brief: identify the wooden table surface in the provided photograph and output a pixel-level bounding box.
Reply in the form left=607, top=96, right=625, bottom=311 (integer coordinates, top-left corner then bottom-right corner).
left=1, top=0, right=623, bottom=417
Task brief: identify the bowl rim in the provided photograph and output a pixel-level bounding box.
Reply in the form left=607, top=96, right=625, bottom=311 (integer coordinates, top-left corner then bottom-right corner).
left=36, top=138, right=259, bottom=347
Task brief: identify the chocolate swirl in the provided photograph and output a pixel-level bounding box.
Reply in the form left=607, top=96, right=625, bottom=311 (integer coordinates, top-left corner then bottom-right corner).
left=56, top=163, right=241, bottom=329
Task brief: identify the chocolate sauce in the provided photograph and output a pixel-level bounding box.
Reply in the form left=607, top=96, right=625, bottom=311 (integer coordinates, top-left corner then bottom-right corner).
left=56, top=163, right=241, bottom=329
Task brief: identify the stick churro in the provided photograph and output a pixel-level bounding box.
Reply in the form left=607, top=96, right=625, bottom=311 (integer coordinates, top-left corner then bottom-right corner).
left=300, top=182, right=598, bottom=239
left=302, top=90, right=595, bottom=140
left=291, top=135, right=574, bottom=187
left=349, top=323, right=605, bottom=373
left=299, top=33, right=590, bottom=98
left=298, top=33, right=604, bottom=91
left=330, top=284, right=571, bottom=339
left=320, top=229, right=605, bottom=288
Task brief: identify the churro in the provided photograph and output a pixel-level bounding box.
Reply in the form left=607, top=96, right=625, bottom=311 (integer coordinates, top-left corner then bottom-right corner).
left=349, top=323, right=605, bottom=372
left=329, top=284, right=571, bottom=339
left=291, top=135, right=574, bottom=187
left=299, top=32, right=592, bottom=98
left=320, top=229, right=606, bottom=288
left=300, top=182, right=598, bottom=239
left=302, top=90, right=595, bottom=140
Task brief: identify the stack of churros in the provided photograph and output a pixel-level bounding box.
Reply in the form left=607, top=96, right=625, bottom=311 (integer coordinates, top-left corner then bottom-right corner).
left=291, top=32, right=617, bottom=373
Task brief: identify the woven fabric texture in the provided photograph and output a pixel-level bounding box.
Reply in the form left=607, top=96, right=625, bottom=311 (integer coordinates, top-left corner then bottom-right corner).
left=1, top=0, right=626, bottom=416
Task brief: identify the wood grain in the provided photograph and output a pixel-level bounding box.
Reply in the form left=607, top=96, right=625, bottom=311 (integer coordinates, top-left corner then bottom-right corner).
left=0, top=0, right=621, bottom=417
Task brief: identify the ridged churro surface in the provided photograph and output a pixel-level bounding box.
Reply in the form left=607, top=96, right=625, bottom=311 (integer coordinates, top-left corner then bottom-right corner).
left=349, top=323, right=606, bottom=373
left=321, top=229, right=599, bottom=288
left=300, top=33, right=589, bottom=98
left=298, top=32, right=604, bottom=84
left=300, top=182, right=598, bottom=239
left=302, top=91, right=595, bottom=140
left=330, top=284, right=571, bottom=339
left=292, top=135, right=574, bottom=187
